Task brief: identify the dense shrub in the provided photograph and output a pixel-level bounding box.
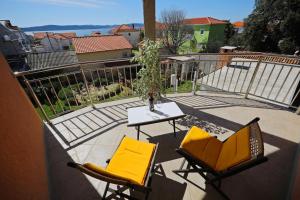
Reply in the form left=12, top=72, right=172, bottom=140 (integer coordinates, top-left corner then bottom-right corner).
left=66, top=97, right=80, bottom=106
left=278, top=38, right=296, bottom=54
left=97, top=83, right=122, bottom=100
left=58, top=87, right=73, bottom=100
left=93, top=78, right=108, bottom=87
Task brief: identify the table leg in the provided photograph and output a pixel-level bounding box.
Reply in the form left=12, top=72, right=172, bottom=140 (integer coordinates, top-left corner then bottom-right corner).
left=173, top=119, right=176, bottom=137
left=137, top=125, right=140, bottom=140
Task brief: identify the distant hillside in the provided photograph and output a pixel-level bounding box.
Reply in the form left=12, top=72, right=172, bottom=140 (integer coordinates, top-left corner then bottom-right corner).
left=21, top=23, right=144, bottom=32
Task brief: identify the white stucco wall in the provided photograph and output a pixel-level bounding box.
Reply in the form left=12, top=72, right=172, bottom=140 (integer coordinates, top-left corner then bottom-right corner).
left=119, top=31, right=140, bottom=47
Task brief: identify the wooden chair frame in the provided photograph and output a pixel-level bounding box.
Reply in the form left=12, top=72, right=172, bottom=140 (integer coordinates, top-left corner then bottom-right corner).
left=67, top=137, right=159, bottom=200
left=173, top=117, right=268, bottom=199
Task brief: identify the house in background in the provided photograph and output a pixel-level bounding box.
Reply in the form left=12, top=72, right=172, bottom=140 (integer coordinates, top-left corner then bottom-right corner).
left=33, top=32, right=76, bottom=52
left=0, top=20, right=32, bottom=71
left=233, top=21, right=245, bottom=33
left=26, top=51, right=78, bottom=70
left=182, top=17, right=228, bottom=52
left=111, top=24, right=140, bottom=47
left=72, top=35, right=133, bottom=62
left=0, top=20, right=32, bottom=56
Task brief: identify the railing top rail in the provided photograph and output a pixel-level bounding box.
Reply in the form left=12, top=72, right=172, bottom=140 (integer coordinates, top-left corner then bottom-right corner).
left=262, top=60, right=300, bottom=68
left=13, top=57, right=134, bottom=77
left=14, top=52, right=300, bottom=77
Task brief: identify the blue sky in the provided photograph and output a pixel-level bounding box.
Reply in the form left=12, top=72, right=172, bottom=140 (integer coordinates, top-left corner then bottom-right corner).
left=1, top=0, right=255, bottom=27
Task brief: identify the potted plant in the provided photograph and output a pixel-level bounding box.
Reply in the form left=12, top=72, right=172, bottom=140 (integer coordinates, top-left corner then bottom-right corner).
left=131, top=39, right=165, bottom=111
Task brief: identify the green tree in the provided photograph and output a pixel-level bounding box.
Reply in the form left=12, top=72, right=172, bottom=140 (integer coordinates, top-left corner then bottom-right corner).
left=224, top=22, right=236, bottom=45
left=244, top=0, right=300, bottom=54
left=159, top=9, right=190, bottom=54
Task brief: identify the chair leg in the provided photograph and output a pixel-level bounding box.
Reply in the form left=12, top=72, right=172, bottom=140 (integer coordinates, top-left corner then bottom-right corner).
left=145, top=190, right=150, bottom=200
left=179, top=158, right=186, bottom=170
left=103, top=182, right=110, bottom=199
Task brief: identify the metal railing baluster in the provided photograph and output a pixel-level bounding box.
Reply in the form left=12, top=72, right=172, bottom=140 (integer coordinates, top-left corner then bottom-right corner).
left=274, top=66, right=293, bottom=100
left=96, top=69, right=106, bottom=100
left=228, top=61, right=237, bottom=92
left=57, top=76, right=71, bottom=109
left=111, top=68, right=117, bottom=96
left=222, top=62, right=230, bottom=91
left=240, top=62, right=252, bottom=93
left=117, top=67, right=122, bottom=96
left=73, top=73, right=81, bottom=94
left=259, top=63, right=276, bottom=97
left=175, top=63, right=178, bottom=93
left=253, top=63, right=268, bottom=95
left=216, top=60, right=224, bottom=89
left=80, top=68, right=93, bottom=106
left=103, top=68, right=111, bottom=98
left=211, top=60, right=217, bottom=87
left=233, top=61, right=245, bottom=92
left=200, top=61, right=206, bottom=88
left=65, top=74, right=79, bottom=106
left=245, top=59, right=262, bottom=98
left=48, top=78, right=64, bottom=112
left=129, top=66, right=133, bottom=91
left=123, top=67, right=129, bottom=96
left=38, top=80, right=57, bottom=116
left=282, top=71, right=300, bottom=103
left=24, top=77, right=50, bottom=122
left=289, top=86, right=300, bottom=107
left=267, top=65, right=284, bottom=99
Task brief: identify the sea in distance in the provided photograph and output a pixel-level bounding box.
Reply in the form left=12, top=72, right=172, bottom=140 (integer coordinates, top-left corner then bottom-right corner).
left=25, top=27, right=112, bottom=36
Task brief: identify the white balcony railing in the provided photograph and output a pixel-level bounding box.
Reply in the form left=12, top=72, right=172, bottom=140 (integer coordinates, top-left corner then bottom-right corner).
left=14, top=53, right=300, bottom=122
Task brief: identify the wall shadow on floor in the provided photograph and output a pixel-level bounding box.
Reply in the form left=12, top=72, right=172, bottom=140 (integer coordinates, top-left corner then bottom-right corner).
left=44, top=124, right=102, bottom=200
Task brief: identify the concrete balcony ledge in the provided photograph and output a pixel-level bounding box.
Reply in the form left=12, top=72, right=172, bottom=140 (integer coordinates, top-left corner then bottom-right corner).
left=44, top=92, right=300, bottom=200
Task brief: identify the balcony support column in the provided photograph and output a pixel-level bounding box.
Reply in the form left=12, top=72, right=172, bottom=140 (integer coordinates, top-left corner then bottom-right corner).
left=143, top=0, right=156, bottom=41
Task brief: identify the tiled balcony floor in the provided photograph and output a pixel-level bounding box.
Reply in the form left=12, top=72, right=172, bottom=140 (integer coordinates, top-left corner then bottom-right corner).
left=45, top=92, right=300, bottom=200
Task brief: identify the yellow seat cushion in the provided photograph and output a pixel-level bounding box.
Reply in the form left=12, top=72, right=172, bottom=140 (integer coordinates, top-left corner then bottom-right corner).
left=105, top=136, right=156, bottom=185
left=215, top=126, right=251, bottom=171
left=180, top=126, right=222, bottom=169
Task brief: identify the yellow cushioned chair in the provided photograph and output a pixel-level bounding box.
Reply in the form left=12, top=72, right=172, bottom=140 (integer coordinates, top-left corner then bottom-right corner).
left=174, top=117, right=267, bottom=200
left=68, top=136, right=158, bottom=200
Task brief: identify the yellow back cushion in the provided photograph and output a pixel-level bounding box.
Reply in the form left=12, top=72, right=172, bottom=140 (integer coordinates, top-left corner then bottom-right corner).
left=180, top=126, right=222, bottom=169
left=215, top=126, right=251, bottom=171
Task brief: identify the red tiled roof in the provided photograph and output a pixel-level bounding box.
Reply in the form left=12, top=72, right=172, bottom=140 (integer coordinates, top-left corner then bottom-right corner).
left=184, top=17, right=227, bottom=25
left=111, top=24, right=137, bottom=34
left=33, top=32, right=51, bottom=40
left=33, top=32, right=76, bottom=40
left=58, top=32, right=77, bottom=38
left=233, top=21, right=245, bottom=28
left=72, top=35, right=133, bottom=54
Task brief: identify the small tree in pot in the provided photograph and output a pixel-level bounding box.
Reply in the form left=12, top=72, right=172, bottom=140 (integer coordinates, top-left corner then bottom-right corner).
left=131, top=39, right=165, bottom=111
